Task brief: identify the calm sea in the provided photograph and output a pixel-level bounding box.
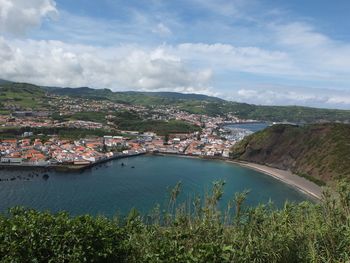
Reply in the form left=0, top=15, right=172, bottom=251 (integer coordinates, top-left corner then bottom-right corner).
left=224, top=122, right=269, bottom=132
left=0, top=155, right=309, bottom=217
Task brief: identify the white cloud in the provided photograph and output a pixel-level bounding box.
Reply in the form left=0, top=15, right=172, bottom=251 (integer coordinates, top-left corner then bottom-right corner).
left=192, top=0, right=251, bottom=18
left=152, top=23, right=172, bottom=36
left=0, top=37, right=12, bottom=60
left=1, top=0, right=350, bottom=109
left=271, top=22, right=350, bottom=79
left=177, top=43, right=294, bottom=75
left=0, top=0, right=58, bottom=35
left=273, top=22, right=329, bottom=48
left=0, top=38, right=213, bottom=94
left=232, top=86, right=350, bottom=109
left=2, top=36, right=350, bottom=108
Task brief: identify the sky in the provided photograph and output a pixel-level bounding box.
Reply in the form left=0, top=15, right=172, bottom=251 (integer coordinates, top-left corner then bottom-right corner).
left=0, top=0, right=350, bottom=109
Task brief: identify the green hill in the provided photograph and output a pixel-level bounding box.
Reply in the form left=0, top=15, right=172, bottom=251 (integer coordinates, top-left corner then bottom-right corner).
left=0, top=82, right=48, bottom=111
left=45, top=85, right=222, bottom=102
left=231, top=123, right=350, bottom=184
left=1, top=80, right=350, bottom=122
left=45, top=85, right=350, bottom=122
left=44, top=86, right=114, bottom=100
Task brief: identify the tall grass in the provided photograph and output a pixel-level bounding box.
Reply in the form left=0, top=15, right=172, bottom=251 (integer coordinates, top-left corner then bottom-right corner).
left=0, top=181, right=349, bottom=262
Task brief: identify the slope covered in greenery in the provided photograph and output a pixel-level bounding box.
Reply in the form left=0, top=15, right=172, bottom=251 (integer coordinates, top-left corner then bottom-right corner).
left=231, top=123, right=350, bottom=184
left=0, top=82, right=48, bottom=110
left=112, top=110, right=200, bottom=134
left=47, top=86, right=350, bottom=122
left=44, top=86, right=223, bottom=106
left=44, top=85, right=350, bottom=122
left=1, top=81, right=350, bottom=122
left=1, top=182, right=350, bottom=262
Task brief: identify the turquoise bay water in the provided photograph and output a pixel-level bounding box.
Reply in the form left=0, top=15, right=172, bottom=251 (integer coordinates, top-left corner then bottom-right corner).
left=0, top=155, right=309, bottom=217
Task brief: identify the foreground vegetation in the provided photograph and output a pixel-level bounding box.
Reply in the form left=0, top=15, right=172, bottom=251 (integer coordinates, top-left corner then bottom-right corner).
left=1, top=181, right=350, bottom=262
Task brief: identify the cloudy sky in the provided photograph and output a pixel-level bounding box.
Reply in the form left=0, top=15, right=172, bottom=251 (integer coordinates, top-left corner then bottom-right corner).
left=1, top=0, right=350, bottom=109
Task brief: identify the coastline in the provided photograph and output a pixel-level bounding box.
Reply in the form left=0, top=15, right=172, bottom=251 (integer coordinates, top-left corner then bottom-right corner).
left=153, top=153, right=322, bottom=200
left=0, top=152, right=146, bottom=172
left=226, top=160, right=322, bottom=200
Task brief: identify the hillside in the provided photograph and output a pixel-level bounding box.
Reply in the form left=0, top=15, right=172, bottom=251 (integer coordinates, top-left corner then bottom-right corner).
left=44, top=85, right=350, bottom=122
left=0, top=82, right=48, bottom=111
left=1, top=80, right=350, bottom=122
left=46, top=86, right=222, bottom=102
left=46, top=86, right=350, bottom=122
left=231, top=123, right=350, bottom=184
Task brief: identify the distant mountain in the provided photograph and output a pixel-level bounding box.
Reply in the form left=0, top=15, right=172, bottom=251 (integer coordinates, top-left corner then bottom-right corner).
left=1, top=80, right=350, bottom=122
left=44, top=86, right=114, bottom=100
left=45, top=86, right=222, bottom=102
left=231, top=123, right=350, bottom=184
left=124, top=91, right=224, bottom=102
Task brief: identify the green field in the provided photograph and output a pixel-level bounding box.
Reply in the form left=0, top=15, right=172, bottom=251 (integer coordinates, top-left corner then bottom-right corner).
left=0, top=83, right=48, bottom=110
left=52, top=111, right=108, bottom=124
left=112, top=110, right=200, bottom=134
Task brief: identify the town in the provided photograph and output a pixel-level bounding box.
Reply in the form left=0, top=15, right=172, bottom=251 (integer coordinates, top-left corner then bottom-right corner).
left=0, top=95, right=257, bottom=168
left=0, top=125, right=251, bottom=168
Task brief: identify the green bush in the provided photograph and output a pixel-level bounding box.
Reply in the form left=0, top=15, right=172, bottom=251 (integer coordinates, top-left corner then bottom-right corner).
left=0, top=181, right=350, bottom=262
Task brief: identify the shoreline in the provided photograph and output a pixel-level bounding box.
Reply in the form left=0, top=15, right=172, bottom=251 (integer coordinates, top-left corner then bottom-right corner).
left=0, top=152, right=146, bottom=172
left=226, top=160, right=322, bottom=200
left=153, top=153, right=322, bottom=200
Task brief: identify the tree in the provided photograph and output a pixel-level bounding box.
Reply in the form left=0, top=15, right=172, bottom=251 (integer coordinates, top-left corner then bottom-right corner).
left=164, top=133, right=169, bottom=144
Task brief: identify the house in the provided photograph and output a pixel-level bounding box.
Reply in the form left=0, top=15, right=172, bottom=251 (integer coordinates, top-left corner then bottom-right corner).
left=22, top=131, right=33, bottom=137
left=172, top=138, right=181, bottom=144
left=1, top=139, right=17, bottom=145
left=222, top=150, right=230, bottom=158
left=143, top=132, right=156, bottom=137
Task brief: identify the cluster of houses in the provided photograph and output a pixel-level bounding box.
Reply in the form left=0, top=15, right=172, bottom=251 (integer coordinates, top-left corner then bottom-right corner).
left=0, top=128, right=237, bottom=167
left=0, top=137, right=145, bottom=166
left=0, top=95, right=257, bottom=167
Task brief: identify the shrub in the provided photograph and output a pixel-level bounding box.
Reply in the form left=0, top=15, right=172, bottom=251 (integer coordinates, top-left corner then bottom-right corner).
left=0, top=181, right=349, bottom=262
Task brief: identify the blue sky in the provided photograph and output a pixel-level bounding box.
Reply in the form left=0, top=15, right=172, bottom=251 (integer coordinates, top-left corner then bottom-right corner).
left=1, top=0, right=350, bottom=109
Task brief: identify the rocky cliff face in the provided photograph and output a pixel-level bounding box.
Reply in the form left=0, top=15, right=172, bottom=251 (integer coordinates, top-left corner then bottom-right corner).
left=231, top=123, right=350, bottom=184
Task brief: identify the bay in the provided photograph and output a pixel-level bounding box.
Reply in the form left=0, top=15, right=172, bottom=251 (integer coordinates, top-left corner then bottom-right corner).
left=0, top=155, right=309, bottom=217
left=224, top=122, right=269, bottom=133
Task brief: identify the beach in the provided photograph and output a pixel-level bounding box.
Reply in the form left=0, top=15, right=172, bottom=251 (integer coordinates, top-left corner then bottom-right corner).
left=228, top=160, right=323, bottom=200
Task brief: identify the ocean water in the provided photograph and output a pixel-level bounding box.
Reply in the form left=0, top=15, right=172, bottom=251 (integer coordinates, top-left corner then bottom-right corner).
left=0, top=155, right=309, bottom=217
left=224, top=122, right=269, bottom=133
